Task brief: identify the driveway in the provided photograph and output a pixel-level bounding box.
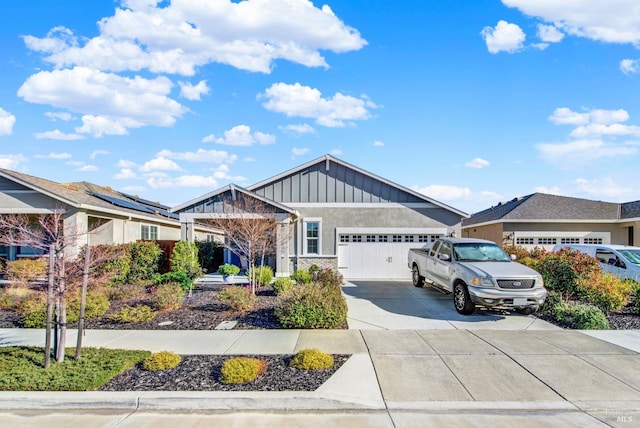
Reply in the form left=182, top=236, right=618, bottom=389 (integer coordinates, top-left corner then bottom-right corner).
left=342, top=280, right=559, bottom=330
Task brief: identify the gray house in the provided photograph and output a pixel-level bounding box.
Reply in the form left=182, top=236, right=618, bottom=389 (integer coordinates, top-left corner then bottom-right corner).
left=173, top=155, right=468, bottom=280
left=462, top=193, right=640, bottom=251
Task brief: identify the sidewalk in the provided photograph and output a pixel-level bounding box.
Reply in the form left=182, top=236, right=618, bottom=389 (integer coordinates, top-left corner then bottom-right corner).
left=1, top=328, right=639, bottom=427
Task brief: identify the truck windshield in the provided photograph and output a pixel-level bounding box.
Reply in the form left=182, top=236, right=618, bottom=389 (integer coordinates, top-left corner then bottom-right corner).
left=618, top=249, right=640, bottom=265
left=453, top=243, right=511, bottom=262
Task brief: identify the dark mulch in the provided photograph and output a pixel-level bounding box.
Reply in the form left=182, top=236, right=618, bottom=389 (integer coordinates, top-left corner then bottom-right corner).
left=99, top=354, right=350, bottom=392
left=535, top=305, right=640, bottom=330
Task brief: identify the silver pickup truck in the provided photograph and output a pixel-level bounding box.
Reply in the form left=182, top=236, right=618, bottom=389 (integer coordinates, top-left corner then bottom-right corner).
left=408, top=237, right=547, bottom=315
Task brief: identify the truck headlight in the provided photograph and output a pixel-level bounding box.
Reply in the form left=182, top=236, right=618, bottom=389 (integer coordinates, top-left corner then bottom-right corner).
left=535, top=276, right=544, bottom=288
left=471, top=277, right=494, bottom=288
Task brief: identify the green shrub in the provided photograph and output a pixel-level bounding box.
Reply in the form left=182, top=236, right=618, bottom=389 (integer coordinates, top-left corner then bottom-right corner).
left=291, top=269, right=313, bottom=284
left=289, top=349, right=334, bottom=370
left=195, top=240, right=218, bottom=274
left=218, top=285, right=255, bottom=311
left=0, top=287, right=32, bottom=310
left=248, top=265, right=274, bottom=287
left=109, top=305, right=156, bottom=323
left=128, top=241, right=163, bottom=284
left=4, top=258, right=47, bottom=285
left=276, top=282, right=347, bottom=329
left=217, top=263, right=240, bottom=276
left=149, top=282, right=184, bottom=311
left=631, top=280, right=640, bottom=314
left=106, top=283, right=147, bottom=301
left=540, top=290, right=563, bottom=313
left=18, top=294, right=47, bottom=328
left=534, top=254, right=580, bottom=299
left=142, top=351, right=181, bottom=371
left=153, top=271, right=192, bottom=292
left=66, top=290, right=111, bottom=322
left=92, top=244, right=131, bottom=285
left=553, top=302, right=610, bottom=330
left=501, top=245, right=532, bottom=261
left=272, top=277, right=295, bottom=296
left=315, top=268, right=344, bottom=288
left=578, top=272, right=632, bottom=312
left=220, top=357, right=268, bottom=384
left=170, top=241, right=204, bottom=285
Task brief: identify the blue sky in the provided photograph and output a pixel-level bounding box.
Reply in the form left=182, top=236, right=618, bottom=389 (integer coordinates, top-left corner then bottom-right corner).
left=2, top=0, right=640, bottom=214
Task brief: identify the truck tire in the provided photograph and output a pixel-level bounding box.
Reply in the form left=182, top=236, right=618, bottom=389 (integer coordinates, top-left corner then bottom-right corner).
left=516, top=306, right=538, bottom=315
left=412, top=264, right=424, bottom=288
left=453, top=283, right=475, bottom=315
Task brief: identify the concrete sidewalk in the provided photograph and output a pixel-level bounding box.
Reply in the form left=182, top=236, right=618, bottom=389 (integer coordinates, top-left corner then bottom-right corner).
left=1, top=328, right=639, bottom=427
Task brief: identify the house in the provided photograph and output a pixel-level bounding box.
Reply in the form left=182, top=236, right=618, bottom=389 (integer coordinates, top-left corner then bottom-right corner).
left=172, top=155, right=468, bottom=280
left=461, top=193, right=640, bottom=251
left=0, top=168, right=219, bottom=262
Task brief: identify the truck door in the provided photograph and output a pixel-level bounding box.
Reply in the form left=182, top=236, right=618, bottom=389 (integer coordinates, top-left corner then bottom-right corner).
left=430, top=241, right=453, bottom=289
left=595, top=249, right=628, bottom=279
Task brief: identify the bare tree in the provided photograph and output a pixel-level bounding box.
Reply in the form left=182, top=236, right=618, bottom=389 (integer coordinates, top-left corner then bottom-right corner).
left=205, top=196, right=279, bottom=295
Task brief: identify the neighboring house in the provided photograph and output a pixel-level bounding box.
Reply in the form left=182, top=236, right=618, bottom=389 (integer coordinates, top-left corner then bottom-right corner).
left=0, top=168, right=219, bottom=262
left=172, top=155, right=468, bottom=280
left=462, top=193, right=640, bottom=251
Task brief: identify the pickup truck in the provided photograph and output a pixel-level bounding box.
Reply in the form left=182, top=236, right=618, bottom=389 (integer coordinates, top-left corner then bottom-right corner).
left=408, top=237, right=546, bottom=315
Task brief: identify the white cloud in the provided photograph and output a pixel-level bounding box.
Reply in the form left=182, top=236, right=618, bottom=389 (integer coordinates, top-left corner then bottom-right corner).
left=291, top=147, right=309, bottom=157
left=147, top=174, right=219, bottom=189
left=537, top=139, right=638, bottom=164
left=330, top=149, right=343, bottom=156
left=90, top=149, right=110, bottom=159
left=0, top=108, right=16, bottom=136
left=35, top=152, right=72, bottom=159
left=260, top=82, right=377, bottom=127
left=571, top=177, right=634, bottom=199
left=77, top=164, right=98, bottom=172
left=44, top=111, right=72, bottom=121
left=279, top=123, right=316, bottom=136
left=113, top=168, right=137, bottom=179
left=373, top=140, right=384, bottom=147
left=34, top=129, right=85, bottom=140
left=480, top=20, right=526, bottom=54
left=533, top=185, right=564, bottom=195
left=537, top=24, right=564, bottom=43
left=23, top=1, right=366, bottom=75
left=205, top=125, right=276, bottom=146
left=117, top=159, right=137, bottom=168
left=139, top=156, right=182, bottom=172
left=211, top=164, right=246, bottom=182
left=0, top=154, right=27, bottom=169
left=465, top=158, right=490, bottom=169
left=548, top=107, right=640, bottom=139
left=123, top=185, right=146, bottom=193
left=502, top=0, right=640, bottom=46
left=179, top=80, right=209, bottom=100
left=620, top=59, right=640, bottom=74
left=18, top=67, right=187, bottom=136
left=156, top=148, right=238, bottom=163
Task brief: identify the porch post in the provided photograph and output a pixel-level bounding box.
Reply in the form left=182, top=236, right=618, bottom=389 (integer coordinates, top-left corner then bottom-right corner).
left=275, top=218, right=291, bottom=277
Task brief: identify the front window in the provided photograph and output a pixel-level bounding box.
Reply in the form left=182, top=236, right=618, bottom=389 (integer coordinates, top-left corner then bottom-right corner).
left=141, top=224, right=158, bottom=240
left=305, top=221, right=319, bottom=254
left=619, top=249, right=640, bottom=265
left=453, top=243, right=511, bottom=262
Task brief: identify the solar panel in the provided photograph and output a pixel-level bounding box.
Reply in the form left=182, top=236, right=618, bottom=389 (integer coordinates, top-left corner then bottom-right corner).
left=91, top=192, right=157, bottom=215
left=119, top=192, right=169, bottom=210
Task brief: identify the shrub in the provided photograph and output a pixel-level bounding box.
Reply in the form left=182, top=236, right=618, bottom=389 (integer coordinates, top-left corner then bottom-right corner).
left=248, top=265, right=274, bottom=287
left=218, top=285, right=255, bottom=311
left=66, top=290, right=111, bottom=322
left=534, top=254, right=580, bottom=299
left=276, top=282, right=347, bottom=329
left=272, top=277, right=295, bottom=296
left=153, top=271, right=192, bottom=292
left=315, top=268, right=344, bottom=288
left=217, top=264, right=240, bottom=276
left=92, top=244, right=131, bottom=285
left=631, top=280, right=640, bottom=314
left=553, top=302, right=610, bottom=330
left=195, top=240, right=218, bottom=274
left=149, top=282, right=184, bottom=311
left=128, top=241, right=163, bottom=284
left=291, top=269, right=313, bottom=284
left=0, top=286, right=33, bottom=310
left=109, top=305, right=156, bottom=323
left=289, top=349, right=334, bottom=370
left=17, top=294, right=47, bottom=328
left=220, top=357, right=268, bottom=384
left=577, top=272, right=632, bottom=312
left=502, top=245, right=531, bottom=261
left=142, top=351, right=181, bottom=371
left=170, top=241, right=204, bottom=285
left=106, top=283, right=147, bottom=301
left=4, top=258, right=47, bottom=286
left=540, top=290, right=563, bottom=313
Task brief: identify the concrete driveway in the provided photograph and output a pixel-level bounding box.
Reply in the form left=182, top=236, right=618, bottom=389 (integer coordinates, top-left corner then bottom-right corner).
left=343, top=280, right=559, bottom=330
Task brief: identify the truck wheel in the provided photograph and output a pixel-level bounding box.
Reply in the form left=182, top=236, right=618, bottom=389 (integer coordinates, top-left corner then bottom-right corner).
left=412, top=265, right=424, bottom=288
left=453, top=283, right=475, bottom=315
left=516, top=306, right=538, bottom=315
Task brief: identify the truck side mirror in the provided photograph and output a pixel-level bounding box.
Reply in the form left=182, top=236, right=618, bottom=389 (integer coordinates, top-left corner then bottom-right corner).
left=510, top=254, right=517, bottom=261
left=439, top=253, right=450, bottom=262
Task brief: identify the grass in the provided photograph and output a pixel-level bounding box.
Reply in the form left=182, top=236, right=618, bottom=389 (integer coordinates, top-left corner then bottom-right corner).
left=0, top=346, right=150, bottom=391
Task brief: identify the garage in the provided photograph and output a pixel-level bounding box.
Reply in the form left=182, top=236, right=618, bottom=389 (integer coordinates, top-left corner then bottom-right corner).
left=337, top=233, right=442, bottom=280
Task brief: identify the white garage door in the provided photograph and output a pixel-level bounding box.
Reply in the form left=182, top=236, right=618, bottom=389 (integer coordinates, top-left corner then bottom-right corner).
left=337, top=233, right=440, bottom=280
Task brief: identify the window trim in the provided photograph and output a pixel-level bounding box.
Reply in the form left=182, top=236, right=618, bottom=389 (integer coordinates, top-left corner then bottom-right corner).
left=141, top=223, right=159, bottom=240
left=303, top=218, right=322, bottom=255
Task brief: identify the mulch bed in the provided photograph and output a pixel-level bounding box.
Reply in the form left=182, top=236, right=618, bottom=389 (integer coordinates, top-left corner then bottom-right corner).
left=99, top=354, right=350, bottom=392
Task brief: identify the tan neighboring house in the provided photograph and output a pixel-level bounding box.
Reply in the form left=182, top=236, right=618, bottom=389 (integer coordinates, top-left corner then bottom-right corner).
left=0, top=168, right=219, bottom=261
left=462, top=193, right=640, bottom=251
left=173, top=154, right=468, bottom=280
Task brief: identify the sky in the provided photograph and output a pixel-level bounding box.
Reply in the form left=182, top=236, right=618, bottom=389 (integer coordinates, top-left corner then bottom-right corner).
left=2, top=0, right=640, bottom=215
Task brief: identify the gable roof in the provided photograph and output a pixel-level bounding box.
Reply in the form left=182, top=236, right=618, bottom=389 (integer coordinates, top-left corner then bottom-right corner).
left=463, top=193, right=622, bottom=227
left=171, top=183, right=299, bottom=216
left=248, top=154, right=469, bottom=217
left=0, top=168, right=180, bottom=224
left=621, top=200, right=640, bottom=220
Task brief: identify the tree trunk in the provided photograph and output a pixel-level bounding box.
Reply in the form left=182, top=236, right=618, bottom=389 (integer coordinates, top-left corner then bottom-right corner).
left=76, top=245, right=90, bottom=359
left=56, top=253, right=66, bottom=363
left=44, top=245, right=54, bottom=369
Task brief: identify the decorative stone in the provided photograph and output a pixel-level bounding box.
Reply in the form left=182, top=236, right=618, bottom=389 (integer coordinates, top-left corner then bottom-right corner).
left=215, top=320, right=238, bottom=330
left=158, top=321, right=174, bottom=326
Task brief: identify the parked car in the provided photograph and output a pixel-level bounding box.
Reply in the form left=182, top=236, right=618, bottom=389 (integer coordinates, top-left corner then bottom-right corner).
left=408, top=238, right=547, bottom=315
left=552, top=243, right=640, bottom=282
